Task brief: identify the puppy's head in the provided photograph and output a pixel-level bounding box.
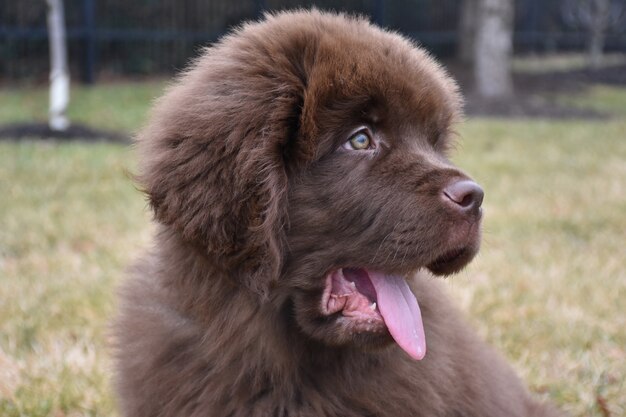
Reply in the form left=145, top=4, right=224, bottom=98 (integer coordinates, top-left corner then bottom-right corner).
left=138, top=11, right=482, bottom=360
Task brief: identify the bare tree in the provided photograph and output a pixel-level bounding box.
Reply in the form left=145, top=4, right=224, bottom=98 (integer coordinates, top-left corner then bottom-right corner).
left=562, top=0, right=624, bottom=69
left=588, top=0, right=610, bottom=67
left=458, top=0, right=479, bottom=64
left=474, top=0, right=515, bottom=99
left=47, top=0, right=70, bottom=131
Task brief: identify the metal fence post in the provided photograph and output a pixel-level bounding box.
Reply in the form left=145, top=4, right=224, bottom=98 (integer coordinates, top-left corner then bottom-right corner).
left=373, top=0, right=385, bottom=27
left=83, top=0, right=96, bottom=84
left=256, top=0, right=266, bottom=18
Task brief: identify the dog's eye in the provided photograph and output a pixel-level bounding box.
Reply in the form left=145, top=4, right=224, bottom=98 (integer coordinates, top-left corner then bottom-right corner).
left=344, top=131, right=373, bottom=151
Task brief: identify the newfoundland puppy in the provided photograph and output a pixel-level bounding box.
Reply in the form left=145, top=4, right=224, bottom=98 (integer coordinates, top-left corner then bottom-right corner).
left=114, top=10, right=562, bottom=417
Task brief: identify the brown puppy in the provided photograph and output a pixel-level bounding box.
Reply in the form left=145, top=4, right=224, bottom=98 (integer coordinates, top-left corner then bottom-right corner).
left=114, top=10, right=562, bottom=417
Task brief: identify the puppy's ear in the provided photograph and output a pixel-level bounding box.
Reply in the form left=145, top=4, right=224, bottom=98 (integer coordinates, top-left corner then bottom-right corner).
left=136, top=46, right=305, bottom=297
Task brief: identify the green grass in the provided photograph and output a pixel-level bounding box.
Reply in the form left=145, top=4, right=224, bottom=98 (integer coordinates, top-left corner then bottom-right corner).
left=556, top=85, right=626, bottom=117
left=0, top=81, right=166, bottom=134
left=512, top=52, right=626, bottom=73
left=0, top=82, right=625, bottom=417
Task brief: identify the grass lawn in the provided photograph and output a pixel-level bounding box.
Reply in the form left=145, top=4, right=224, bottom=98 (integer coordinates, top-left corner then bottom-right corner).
left=0, top=81, right=625, bottom=417
left=0, top=81, right=166, bottom=134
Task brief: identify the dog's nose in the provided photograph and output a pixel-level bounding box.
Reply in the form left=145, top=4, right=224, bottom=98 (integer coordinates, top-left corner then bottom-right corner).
left=443, top=180, right=484, bottom=214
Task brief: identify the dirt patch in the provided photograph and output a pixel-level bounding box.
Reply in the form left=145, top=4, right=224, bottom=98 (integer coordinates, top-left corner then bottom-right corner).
left=0, top=122, right=128, bottom=142
left=448, top=63, right=626, bottom=119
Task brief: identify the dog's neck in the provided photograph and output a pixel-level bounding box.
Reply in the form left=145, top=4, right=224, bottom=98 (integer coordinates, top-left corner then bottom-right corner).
left=153, top=226, right=394, bottom=398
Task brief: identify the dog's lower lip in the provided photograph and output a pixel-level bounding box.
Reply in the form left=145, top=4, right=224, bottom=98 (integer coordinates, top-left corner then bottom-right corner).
left=430, top=247, right=467, bottom=267
left=425, top=247, right=473, bottom=275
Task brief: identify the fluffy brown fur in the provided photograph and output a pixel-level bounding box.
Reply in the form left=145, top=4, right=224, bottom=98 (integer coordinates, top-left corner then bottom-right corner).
left=114, top=10, right=563, bottom=417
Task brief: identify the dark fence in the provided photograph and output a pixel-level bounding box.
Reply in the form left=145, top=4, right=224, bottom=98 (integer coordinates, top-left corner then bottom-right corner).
left=1, top=0, right=625, bottom=84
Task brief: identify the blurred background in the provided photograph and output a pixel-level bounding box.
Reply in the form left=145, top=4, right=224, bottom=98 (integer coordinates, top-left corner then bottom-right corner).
left=0, top=1, right=624, bottom=417
left=2, top=0, right=626, bottom=83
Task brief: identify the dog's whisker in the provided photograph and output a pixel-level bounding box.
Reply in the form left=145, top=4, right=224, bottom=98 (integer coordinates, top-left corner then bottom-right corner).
left=380, top=221, right=402, bottom=265
left=371, top=230, right=393, bottom=264
left=400, top=244, right=410, bottom=268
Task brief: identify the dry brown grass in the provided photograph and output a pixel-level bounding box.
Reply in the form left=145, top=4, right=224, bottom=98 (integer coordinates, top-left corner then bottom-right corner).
left=0, top=83, right=624, bottom=416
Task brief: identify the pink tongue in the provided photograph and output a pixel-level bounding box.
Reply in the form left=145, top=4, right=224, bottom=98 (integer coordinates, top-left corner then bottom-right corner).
left=368, top=272, right=426, bottom=360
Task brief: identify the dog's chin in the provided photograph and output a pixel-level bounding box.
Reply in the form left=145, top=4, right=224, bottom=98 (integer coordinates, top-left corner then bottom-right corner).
left=426, top=244, right=479, bottom=276
left=295, top=310, right=395, bottom=355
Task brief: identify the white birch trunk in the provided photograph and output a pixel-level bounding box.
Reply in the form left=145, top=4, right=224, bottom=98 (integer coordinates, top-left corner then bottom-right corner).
left=474, top=0, right=514, bottom=98
left=47, top=0, right=70, bottom=131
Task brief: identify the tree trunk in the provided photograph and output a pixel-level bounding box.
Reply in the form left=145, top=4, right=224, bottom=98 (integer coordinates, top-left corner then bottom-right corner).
left=588, top=0, right=610, bottom=69
left=458, top=0, right=478, bottom=64
left=474, top=0, right=515, bottom=99
left=47, top=0, right=70, bottom=131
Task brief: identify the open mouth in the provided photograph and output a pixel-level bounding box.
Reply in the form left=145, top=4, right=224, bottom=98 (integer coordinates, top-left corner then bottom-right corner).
left=321, top=267, right=426, bottom=360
